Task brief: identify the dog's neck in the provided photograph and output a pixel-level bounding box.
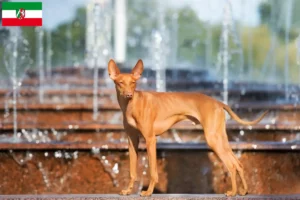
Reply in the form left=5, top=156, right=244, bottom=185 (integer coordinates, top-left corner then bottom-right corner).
left=116, top=87, right=136, bottom=113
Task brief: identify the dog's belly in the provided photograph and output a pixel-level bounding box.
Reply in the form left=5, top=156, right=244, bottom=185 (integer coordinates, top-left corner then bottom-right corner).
left=153, top=115, right=186, bottom=135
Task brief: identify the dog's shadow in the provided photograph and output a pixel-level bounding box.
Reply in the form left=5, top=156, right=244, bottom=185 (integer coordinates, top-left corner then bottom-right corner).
left=163, top=150, right=215, bottom=194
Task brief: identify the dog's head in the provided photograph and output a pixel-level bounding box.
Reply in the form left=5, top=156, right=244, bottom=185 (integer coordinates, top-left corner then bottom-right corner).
left=108, top=59, right=144, bottom=99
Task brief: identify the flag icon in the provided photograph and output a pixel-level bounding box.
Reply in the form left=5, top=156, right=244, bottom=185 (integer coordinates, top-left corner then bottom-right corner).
left=2, top=2, right=42, bottom=26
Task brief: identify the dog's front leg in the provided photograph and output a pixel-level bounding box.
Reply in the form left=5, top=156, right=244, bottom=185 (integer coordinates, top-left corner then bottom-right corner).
left=140, top=135, right=158, bottom=197
left=120, top=130, right=139, bottom=195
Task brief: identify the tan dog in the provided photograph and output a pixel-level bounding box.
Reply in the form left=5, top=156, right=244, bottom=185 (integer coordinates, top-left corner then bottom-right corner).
left=108, top=59, right=268, bottom=197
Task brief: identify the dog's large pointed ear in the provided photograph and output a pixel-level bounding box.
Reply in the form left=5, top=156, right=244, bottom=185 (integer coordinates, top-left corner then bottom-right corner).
left=131, top=59, right=144, bottom=80
left=108, top=59, right=120, bottom=80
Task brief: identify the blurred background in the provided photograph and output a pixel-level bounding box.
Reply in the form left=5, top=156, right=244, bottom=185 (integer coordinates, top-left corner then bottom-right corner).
left=0, top=0, right=299, bottom=196
left=1, top=0, right=300, bottom=83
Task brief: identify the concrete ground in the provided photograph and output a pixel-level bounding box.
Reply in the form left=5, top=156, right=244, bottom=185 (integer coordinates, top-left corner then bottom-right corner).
left=0, top=194, right=299, bottom=200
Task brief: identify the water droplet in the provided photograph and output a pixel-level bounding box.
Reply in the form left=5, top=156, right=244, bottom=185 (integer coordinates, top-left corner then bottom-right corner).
left=103, top=49, right=109, bottom=56
left=265, top=124, right=270, bottom=129
left=64, top=152, right=72, bottom=159
left=112, top=163, right=119, bottom=174
left=291, top=145, right=297, bottom=150
left=91, top=147, right=100, bottom=154
left=239, top=130, right=244, bottom=136
left=240, top=88, right=246, bottom=95
left=54, top=151, right=62, bottom=158
left=73, top=151, right=78, bottom=159
left=271, top=118, right=276, bottom=124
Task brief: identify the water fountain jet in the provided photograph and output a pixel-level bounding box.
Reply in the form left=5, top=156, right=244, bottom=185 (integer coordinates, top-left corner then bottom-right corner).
left=86, top=0, right=112, bottom=121
left=297, top=35, right=300, bottom=82
left=36, top=27, right=45, bottom=103
left=150, top=1, right=170, bottom=92
left=3, top=27, right=31, bottom=141
left=218, top=1, right=231, bottom=105
left=284, top=0, right=293, bottom=102
left=46, top=31, right=52, bottom=79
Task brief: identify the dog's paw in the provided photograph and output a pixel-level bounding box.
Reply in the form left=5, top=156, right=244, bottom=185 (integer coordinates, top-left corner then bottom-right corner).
left=120, top=189, right=132, bottom=195
left=239, top=188, right=248, bottom=196
left=225, top=190, right=237, bottom=197
left=140, top=190, right=152, bottom=197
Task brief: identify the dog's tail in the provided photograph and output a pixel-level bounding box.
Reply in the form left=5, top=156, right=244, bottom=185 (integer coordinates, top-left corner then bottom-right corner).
left=222, top=103, right=268, bottom=125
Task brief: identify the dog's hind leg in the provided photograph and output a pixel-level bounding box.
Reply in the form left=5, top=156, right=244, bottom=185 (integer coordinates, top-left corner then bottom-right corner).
left=206, top=135, right=238, bottom=196
left=230, top=152, right=248, bottom=195
left=202, top=109, right=239, bottom=196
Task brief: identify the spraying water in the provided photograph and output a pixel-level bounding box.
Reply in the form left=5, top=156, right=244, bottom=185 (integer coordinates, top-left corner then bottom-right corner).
left=219, top=0, right=231, bottom=105
left=297, top=35, right=300, bottom=82
left=151, top=1, right=170, bottom=92
left=284, top=0, right=293, bottom=101
left=91, top=147, right=119, bottom=187
left=170, top=13, right=178, bottom=67
left=3, top=27, right=31, bottom=141
left=36, top=27, right=44, bottom=103
left=11, top=29, right=18, bottom=141
left=216, top=0, right=244, bottom=105
left=86, top=0, right=112, bottom=120
left=92, top=2, right=101, bottom=120
left=46, top=31, right=52, bottom=79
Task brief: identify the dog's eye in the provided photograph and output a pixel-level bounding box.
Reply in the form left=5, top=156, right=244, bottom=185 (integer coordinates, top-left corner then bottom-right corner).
left=119, top=81, right=123, bottom=84
left=132, top=81, right=135, bottom=83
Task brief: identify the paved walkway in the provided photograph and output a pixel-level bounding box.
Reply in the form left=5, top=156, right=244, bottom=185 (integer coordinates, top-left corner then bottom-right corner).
left=0, top=194, right=299, bottom=200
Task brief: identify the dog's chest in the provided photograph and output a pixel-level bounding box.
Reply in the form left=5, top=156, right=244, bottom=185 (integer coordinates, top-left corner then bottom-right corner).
left=124, top=105, right=137, bottom=128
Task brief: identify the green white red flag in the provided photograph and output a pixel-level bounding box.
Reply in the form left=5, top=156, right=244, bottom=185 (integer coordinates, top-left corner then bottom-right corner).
left=1, top=2, right=42, bottom=26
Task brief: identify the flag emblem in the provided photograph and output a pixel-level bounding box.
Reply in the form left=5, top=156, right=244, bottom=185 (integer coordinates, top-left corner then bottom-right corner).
left=2, top=2, right=42, bottom=26
left=16, top=8, right=26, bottom=20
